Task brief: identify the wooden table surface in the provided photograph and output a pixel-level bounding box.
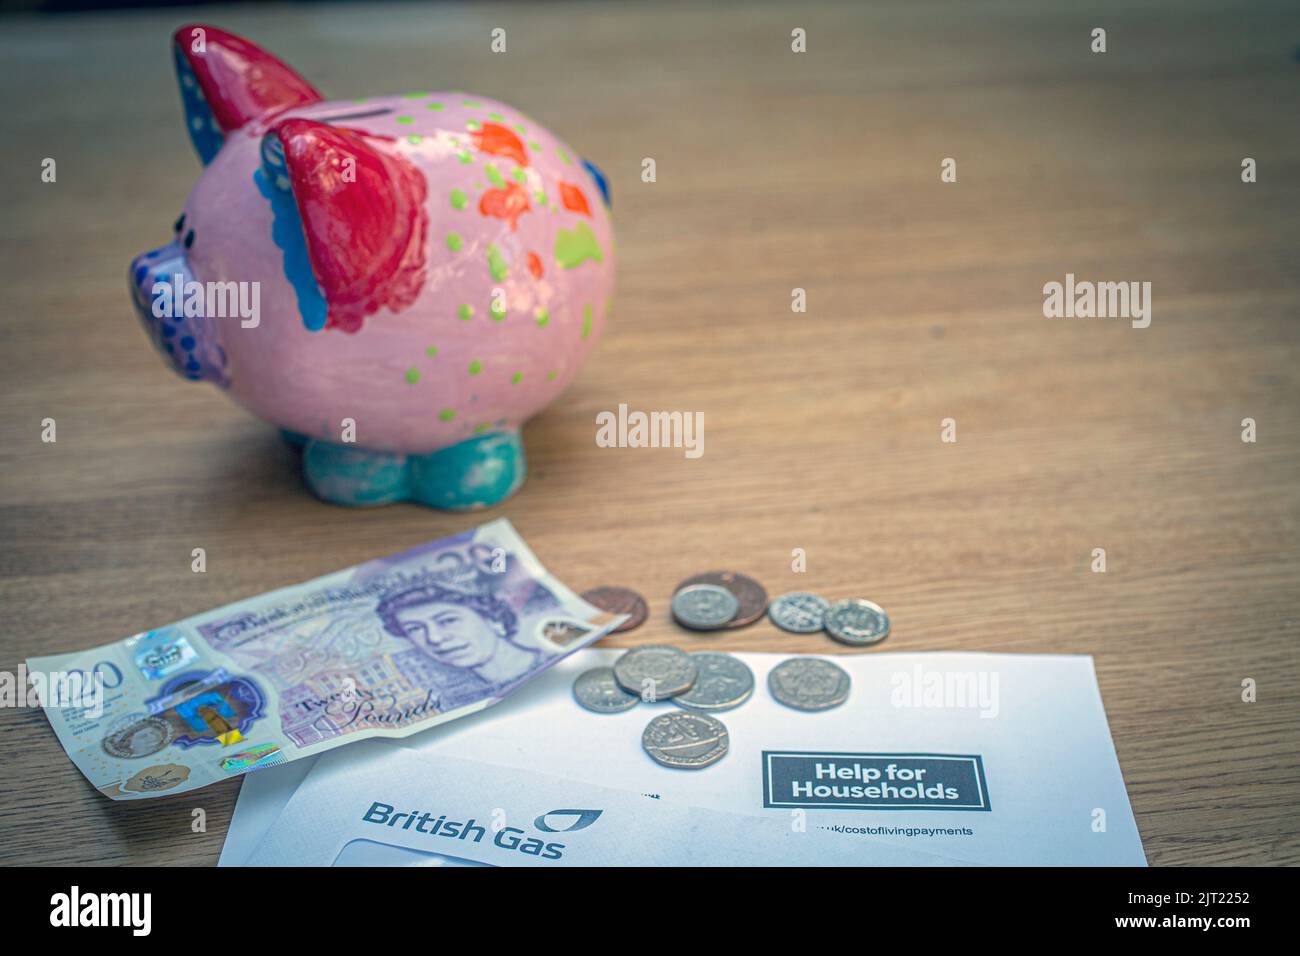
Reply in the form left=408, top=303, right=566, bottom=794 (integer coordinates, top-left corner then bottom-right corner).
left=1, top=0, right=1297, bottom=867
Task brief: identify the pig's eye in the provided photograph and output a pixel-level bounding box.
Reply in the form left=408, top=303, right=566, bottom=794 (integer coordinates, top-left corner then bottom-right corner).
left=174, top=213, right=186, bottom=233
left=183, top=229, right=195, bottom=249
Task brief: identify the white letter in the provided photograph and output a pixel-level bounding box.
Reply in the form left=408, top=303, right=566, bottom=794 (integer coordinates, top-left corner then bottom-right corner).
left=133, top=893, right=152, bottom=937
left=50, top=892, right=70, bottom=928
left=684, top=412, right=704, bottom=459
left=151, top=283, right=172, bottom=319
left=1130, top=281, right=1151, bottom=329
left=595, top=410, right=616, bottom=447
left=1042, top=281, right=1063, bottom=318
left=241, top=281, right=260, bottom=328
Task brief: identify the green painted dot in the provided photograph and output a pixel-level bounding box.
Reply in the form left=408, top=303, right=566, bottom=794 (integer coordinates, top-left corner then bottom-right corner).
left=439, top=408, right=456, bottom=422
left=396, top=116, right=414, bottom=125
left=466, top=119, right=482, bottom=131
left=528, top=141, right=541, bottom=151
left=457, top=150, right=473, bottom=164
left=426, top=345, right=438, bottom=357
left=450, top=188, right=468, bottom=210
left=547, top=370, right=558, bottom=381
left=487, top=244, right=508, bottom=281
left=557, top=147, right=572, bottom=165
left=555, top=222, right=604, bottom=269
left=446, top=232, right=463, bottom=252
left=463, top=99, right=482, bottom=108
left=512, top=167, right=528, bottom=184
left=535, top=191, right=548, bottom=206
left=535, top=308, right=549, bottom=328
left=488, top=111, right=505, bottom=122
left=484, top=164, right=506, bottom=188
left=468, top=359, right=482, bottom=375
left=458, top=304, right=474, bottom=321
left=511, top=371, right=523, bottom=385
left=490, top=301, right=507, bottom=322
left=474, top=423, right=491, bottom=435
left=512, top=124, right=527, bottom=134
left=403, top=91, right=427, bottom=99
left=405, top=367, right=420, bottom=385
left=426, top=101, right=445, bottom=111
left=407, top=135, right=423, bottom=145
left=582, top=304, right=593, bottom=338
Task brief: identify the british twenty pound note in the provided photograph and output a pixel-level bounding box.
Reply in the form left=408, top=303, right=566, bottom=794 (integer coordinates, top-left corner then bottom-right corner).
left=28, top=519, right=626, bottom=800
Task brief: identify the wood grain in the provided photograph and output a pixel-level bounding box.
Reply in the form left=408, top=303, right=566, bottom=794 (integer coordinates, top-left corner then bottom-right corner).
left=1, top=0, right=1297, bottom=866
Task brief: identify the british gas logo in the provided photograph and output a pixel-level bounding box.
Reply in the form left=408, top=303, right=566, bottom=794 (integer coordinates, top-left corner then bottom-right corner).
left=533, top=808, right=603, bottom=832
left=362, top=802, right=604, bottom=861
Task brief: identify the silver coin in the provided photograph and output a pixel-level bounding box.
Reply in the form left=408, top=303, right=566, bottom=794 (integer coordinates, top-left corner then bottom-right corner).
left=824, top=598, right=890, bottom=646
left=572, top=667, right=640, bottom=713
left=671, top=584, right=739, bottom=630
left=767, top=657, right=851, bottom=711
left=674, top=652, right=755, bottom=712
left=613, top=645, right=698, bottom=699
left=768, top=591, right=830, bottom=633
left=641, top=711, right=729, bottom=769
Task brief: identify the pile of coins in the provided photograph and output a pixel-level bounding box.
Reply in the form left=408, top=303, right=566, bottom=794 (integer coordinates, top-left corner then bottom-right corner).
left=769, top=593, right=890, bottom=646
left=575, top=572, right=886, bottom=771
left=670, top=571, right=768, bottom=630
left=584, top=576, right=890, bottom=647
left=573, top=645, right=852, bottom=770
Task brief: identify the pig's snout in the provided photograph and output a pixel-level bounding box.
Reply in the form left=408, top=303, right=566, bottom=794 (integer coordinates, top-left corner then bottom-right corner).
left=130, top=239, right=229, bottom=385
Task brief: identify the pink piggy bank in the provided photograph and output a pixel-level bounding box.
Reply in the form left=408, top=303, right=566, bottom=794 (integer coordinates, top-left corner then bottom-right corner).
left=131, top=25, right=614, bottom=509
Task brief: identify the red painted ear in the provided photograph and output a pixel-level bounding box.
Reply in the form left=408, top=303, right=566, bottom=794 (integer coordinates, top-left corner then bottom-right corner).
left=173, top=24, right=321, bottom=136
left=268, top=119, right=429, bottom=333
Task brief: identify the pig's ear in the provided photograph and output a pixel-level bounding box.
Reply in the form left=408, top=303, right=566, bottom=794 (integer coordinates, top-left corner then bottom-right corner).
left=259, top=119, right=428, bottom=333
left=173, top=24, right=321, bottom=164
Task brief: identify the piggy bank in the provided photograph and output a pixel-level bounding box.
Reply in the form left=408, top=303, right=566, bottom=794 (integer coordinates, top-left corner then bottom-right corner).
left=130, top=25, right=614, bottom=509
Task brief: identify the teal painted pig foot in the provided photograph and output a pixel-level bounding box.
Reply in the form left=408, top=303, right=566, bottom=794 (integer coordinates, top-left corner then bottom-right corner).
left=301, top=430, right=526, bottom=510
left=302, top=440, right=410, bottom=507
left=409, top=429, right=527, bottom=510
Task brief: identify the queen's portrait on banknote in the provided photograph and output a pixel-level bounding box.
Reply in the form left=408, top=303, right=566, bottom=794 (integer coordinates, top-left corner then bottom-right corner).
left=28, top=520, right=624, bottom=800
left=376, top=583, right=543, bottom=709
